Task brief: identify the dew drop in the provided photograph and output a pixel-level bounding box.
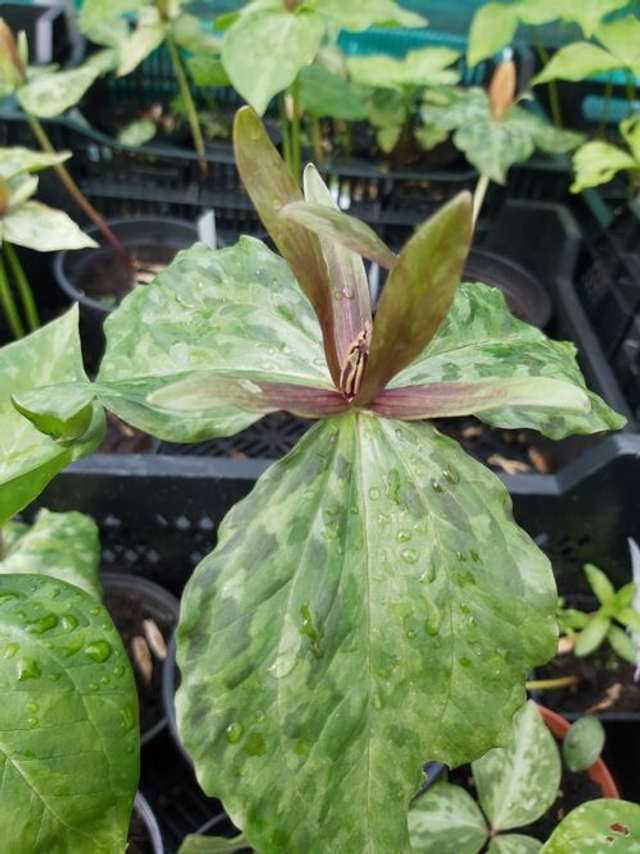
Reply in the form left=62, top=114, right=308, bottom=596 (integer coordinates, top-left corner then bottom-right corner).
left=294, top=741, right=308, bottom=756
left=431, top=480, right=444, bottom=493
left=420, top=565, right=436, bottom=584
left=406, top=629, right=417, bottom=640
left=401, top=548, right=418, bottom=564
left=5, top=642, right=19, bottom=659
left=27, top=717, right=39, bottom=729
left=244, top=732, right=267, bottom=756
left=113, top=665, right=125, bottom=678
left=25, top=613, right=58, bottom=634
left=373, top=694, right=384, bottom=710
left=0, top=591, right=19, bottom=605
left=424, top=604, right=443, bottom=637
left=26, top=702, right=39, bottom=714
left=225, top=722, right=243, bottom=744
left=89, top=606, right=101, bottom=617
left=121, top=706, right=136, bottom=731
left=459, top=656, right=472, bottom=669
left=90, top=682, right=99, bottom=691
left=48, top=672, right=62, bottom=682
left=17, top=658, right=41, bottom=681
left=396, top=530, right=411, bottom=543
left=443, top=466, right=460, bottom=484
left=63, top=636, right=84, bottom=657
left=342, top=286, right=355, bottom=300
left=85, top=640, right=113, bottom=663
left=61, top=614, right=78, bottom=631
left=368, top=487, right=380, bottom=500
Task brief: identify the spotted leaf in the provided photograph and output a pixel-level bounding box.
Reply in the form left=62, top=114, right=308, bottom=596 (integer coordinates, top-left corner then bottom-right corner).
left=541, top=799, right=640, bottom=853
left=409, top=782, right=488, bottom=854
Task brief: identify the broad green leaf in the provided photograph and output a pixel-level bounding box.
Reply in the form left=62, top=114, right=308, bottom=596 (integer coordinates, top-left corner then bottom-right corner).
left=563, top=716, right=605, bottom=772
left=618, top=607, right=640, bottom=633
left=488, top=835, right=542, bottom=854
left=178, top=834, right=249, bottom=853
left=533, top=0, right=633, bottom=37
left=347, top=48, right=460, bottom=90
left=584, top=564, right=616, bottom=605
left=596, top=18, right=640, bottom=72
left=606, top=624, right=636, bottom=662
left=0, top=573, right=139, bottom=853
left=222, top=10, right=324, bottom=115
left=12, top=382, right=97, bottom=443
left=3, top=201, right=98, bottom=251
left=176, top=414, right=557, bottom=854
left=233, top=108, right=339, bottom=384
left=390, top=282, right=625, bottom=440
left=408, top=783, right=488, bottom=854
left=79, top=0, right=147, bottom=33
left=0, top=307, right=105, bottom=526
left=17, top=66, right=99, bottom=118
left=0, top=508, right=101, bottom=598
left=575, top=614, right=610, bottom=657
left=186, top=56, right=230, bottom=87
left=533, top=43, right=623, bottom=85
left=299, top=63, right=369, bottom=120
left=357, top=192, right=473, bottom=403
left=301, top=165, right=371, bottom=370
left=541, top=799, right=640, bottom=853
left=117, top=119, right=157, bottom=147
left=571, top=140, right=638, bottom=193
left=117, top=18, right=165, bottom=77
left=81, top=14, right=130, bottom=47
left=473, top=701, right=560, bottom=831
left=282, top=199, right=397, bottom=269
left=96, top=238, right=331, bottom=442
left=314, top=0, right=426, bottom=31
left=0, top=147, right=70, bottom=179
left=467, top=3, right=519, bottom=66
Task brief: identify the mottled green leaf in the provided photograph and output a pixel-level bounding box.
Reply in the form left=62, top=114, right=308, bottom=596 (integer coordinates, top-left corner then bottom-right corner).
left=96, top=238, right=331, bottom=442
left=0, top=308, right=105, bottom=526
left=357, top=192, right=473, bottom=403
left=3, top=201, right=98, bottom=251
left=421, top=88, right=582, bottom=183
left=563, top=716, right=605, bottom=772
left=0, top=508, right=101, bottom=598
left=17, top=66, right=99, bottom=118
left=222, top=10, right=324, bottom=115
left=390, top=282, right=625, bottom=440
left=571, top=137, right=639, bottom=193
left=12, top=382, right=97, bottom=444
left=473, top=701, right=560, bottom=831
left=409, top=783, right=488, bottom=854
left=347, top=47, right=460, bottom=90
left=596, top=18, right=640, bottom=73
left=314, top=0, right=426, bottom=31
left=0, top=573, right=139, bottom=853
left=299, top=64, right=369, bottom=120
left=117, top=119, right=157, bottom=147
left=534, top=42, right=622, bottom=85
left=282, top=199, right=397, bottom=269
left=0, top=147, right=70, bottom=179
left=575, top=614, right=610, bottom=657
left=233, top=108, right=339, bottom=383
left=117, top=17, right=165, bottom=77
left=585, top=564, right=616, bottom=605
left=176, top=414, right=557, bottom=854
left=489, top=835, right=542, bottom=854
left=541, top=799, right=640, bottom=853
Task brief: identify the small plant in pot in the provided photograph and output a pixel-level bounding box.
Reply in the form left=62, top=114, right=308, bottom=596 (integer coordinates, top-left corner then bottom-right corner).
left=1, top=104, right=626, bottom=852
left=0, top=146, right=96, bottom=340
left=534, top=559, right=640, bottom=717
left=408, top=699, right=618, bottom=852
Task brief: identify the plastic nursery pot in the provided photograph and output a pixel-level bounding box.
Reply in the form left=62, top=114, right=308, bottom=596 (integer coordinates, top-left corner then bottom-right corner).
left=101, top=572, right=180, bottom=746
left=463, top=247, right=553, bottom=329
left=132, top=791, right=165, bottom=854
left=538, top=705, right=620, bottom=798
left=53, top=216, right=199, bottom=367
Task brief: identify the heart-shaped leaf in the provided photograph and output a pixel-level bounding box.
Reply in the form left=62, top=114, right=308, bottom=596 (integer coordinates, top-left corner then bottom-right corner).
left=409, top=783, right=488, bottom=854
left=346, top=47, right=460, bottom=89
left=533, top=42, right=623, bottom=84
left=4, top=201, right=98, bottom=251
left=314, top=0, right=427, bottom=31
left=0, top=573, right=139, bottom=853
left=389, top=282, right=624, bottom=439
left=17, top=66, right=99, bottom=118
left=176, top=414, right=556, bottom=854
left=0, top=307, right=105, bottom=526
left=472, top=700, right=561, bottom=831
left=1, top=509, right=101, bottom=598
left=488, top=835, right=542, bottom=854
left=541, top=800, right=640, bottom=853
left=298, top=64, right=369, bottom=120
left=563, top=716, right=605, bottom=773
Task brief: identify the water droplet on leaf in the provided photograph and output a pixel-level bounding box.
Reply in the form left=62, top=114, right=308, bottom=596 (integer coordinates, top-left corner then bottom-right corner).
left=85, top=640, right=113, bottom=663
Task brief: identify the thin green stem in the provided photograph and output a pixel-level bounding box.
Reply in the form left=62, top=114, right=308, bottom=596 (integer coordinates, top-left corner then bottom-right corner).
left=25, top=112, right=132, bottom=269
left=533, top=31, right=563, bottom=128
left=472, top=173, right=491, bottom=227
left=280, top=94, right=294, bottom=177
left=526, top=675, right=580, bottom=691
left=290, top=78, right=302, bottom=181
left=3, top=242, right=39, bottom=331
left=164, top=28, right=208, bottom=177
left=310, top=116, right=324, bottom=165
left=598, top=77, right=614, bottom=138
left=626, top=70, right=637, bottom=117
left=0, top=255, right=25, bottom=339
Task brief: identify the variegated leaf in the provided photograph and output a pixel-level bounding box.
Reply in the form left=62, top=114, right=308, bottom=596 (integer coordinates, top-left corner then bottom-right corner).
left=489, top=835, right=542, bottom=854
left=176, top=413, right=557, bottom=854
left=0, top=307, right=104, bottom=526
left=17, top=66, right=99, bottom=118
left=409, top=783, right=488, bottom=854
left=4, top=201, right=98, bottom=251
left=0, top=147, right=71, bottom=179
left=96, top=238, right=331, bottom=442
left=541, top=800, right=640, bottom=853
left=389, top=283, right=625, bottom=439
left=1, top=508, right=101, bottom=598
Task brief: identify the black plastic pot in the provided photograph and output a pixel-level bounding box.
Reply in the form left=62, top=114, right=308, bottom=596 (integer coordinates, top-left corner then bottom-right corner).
left=133, top=792, right=165, bottom=854
left=101, top=572, right=180, bottom=746
left=53, top=216, right=199, bottom=368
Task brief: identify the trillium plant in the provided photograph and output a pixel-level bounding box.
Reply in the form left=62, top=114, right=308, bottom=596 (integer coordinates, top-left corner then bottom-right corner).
left=1, top=107, right=626, bottom=853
